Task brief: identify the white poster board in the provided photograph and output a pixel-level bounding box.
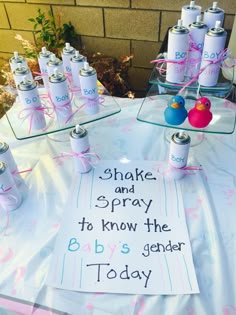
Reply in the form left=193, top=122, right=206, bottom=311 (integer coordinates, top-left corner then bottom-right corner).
left=46, top=160, right=199, bottom=295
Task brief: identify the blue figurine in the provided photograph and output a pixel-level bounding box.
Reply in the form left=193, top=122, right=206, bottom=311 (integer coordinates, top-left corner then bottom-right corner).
left=164, top=95, right=188, bottom=125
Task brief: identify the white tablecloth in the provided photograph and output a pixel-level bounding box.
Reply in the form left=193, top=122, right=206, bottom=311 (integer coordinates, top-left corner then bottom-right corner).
left=0, top=97, right=235, bottom=315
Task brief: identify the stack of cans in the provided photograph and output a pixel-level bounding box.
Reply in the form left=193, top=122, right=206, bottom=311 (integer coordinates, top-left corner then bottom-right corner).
left=166, top=1, right=226, bottom=86
left=0, top=141, right=22, bottom=211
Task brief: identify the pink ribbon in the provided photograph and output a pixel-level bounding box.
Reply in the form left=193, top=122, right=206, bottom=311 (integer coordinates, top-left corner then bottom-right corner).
left=150, top=58, right=187, bottom=75
left=18, top=105, right=52, bottom=135
left=188, top=33, right=203, bottom=54
left=0, top=185, right=19, bottom=209
left=151, top=48, right=234, bottom=94
left=0, top=184, right=20, bottom=236
left=65, top=95, right=105, bottom=124
left=40, top=91, right=73, bottom=124
left=158, top=165, right=203, bottom=176
left=11, top=169, right=32, bottom=179
left=53, top=149, right=100, bottom=172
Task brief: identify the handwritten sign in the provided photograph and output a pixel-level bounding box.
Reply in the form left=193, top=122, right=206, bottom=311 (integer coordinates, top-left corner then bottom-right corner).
left=46, top=160, right=199, bottom=295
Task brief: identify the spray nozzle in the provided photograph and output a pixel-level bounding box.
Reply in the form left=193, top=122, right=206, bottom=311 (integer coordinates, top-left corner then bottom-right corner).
left=75, top=50, right=80, bottom=58
left=42, top=47, right=47, bottom=54
left=177, top=19, right=183, bottom=27
left=14, top=51, right=19, bottom=59
left=17, top=62, right=22, bottom=69
left=196, top=15, right=202, bottom=23
left=50, top=54, right=56, bottom=61
left=215, top=20, right=222, bottom=28
left=23, top=76, right=28, bottom=84
left=190, top=1, right=195, bottom=8
left=83, top=61, right=90, bottom=71
left=53, top=68, right=59, bottom=77
left=212, top=1, right=218, bottom=9
left=75, top=124, right=81, bottom=133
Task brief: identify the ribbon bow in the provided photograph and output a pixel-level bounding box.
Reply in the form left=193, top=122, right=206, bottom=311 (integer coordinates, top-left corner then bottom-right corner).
left=53, top=149, right=100, bottom=172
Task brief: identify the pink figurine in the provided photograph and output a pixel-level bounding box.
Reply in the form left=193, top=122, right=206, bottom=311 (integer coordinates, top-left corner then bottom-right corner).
left=188, top=97, right=212, bottom=128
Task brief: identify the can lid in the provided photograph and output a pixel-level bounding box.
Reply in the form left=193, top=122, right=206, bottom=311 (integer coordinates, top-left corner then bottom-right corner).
left=70, top=124, right=87, bottom=139
left=47, top=54, right=63, bottom=66
left=80, top=61, right=96, bottom=76
left=184, top=0, right=199, bottom=10
left=171, top=19, right=189, bottom=34
left=190, top=15, right=207, bottom=29
left=208, top=20, right=225, bottom=36
left=18, top=76, right=36, bottom=91
left=206, top=1, right=224, bottom=14
left=14, top=64, right=30, bottom=75
left=0, top=161, right=7, bottom=174
left=71, top=50, right=85, bottom=63
left=10, top=52, right=25, bottom=64
left=63, top=42, right=75, bottom=55
left=172, top=131, right=190, bottom=144
left=0, top=141, right=8, bottom=153
left=39, top=46, right=51, bottom=58
left=49, top=68, right=66, bottom=83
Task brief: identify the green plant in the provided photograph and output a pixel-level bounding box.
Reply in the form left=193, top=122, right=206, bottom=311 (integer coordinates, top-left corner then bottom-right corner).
left=28, top=8, right=77, bottom=57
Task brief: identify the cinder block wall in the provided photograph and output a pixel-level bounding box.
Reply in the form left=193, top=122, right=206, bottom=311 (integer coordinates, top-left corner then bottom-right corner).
left=0, top=0, right=235, bottom=96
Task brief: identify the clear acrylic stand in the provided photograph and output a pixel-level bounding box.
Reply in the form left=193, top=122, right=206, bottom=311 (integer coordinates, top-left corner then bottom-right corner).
left=3, top=83, right=121, bottom=141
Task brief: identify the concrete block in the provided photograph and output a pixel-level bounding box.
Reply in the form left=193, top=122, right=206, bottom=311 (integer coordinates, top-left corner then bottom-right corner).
left=0, top=30, right=35, bottom=54
left=76, top=0, right=129, bottom=7
left=5, top=3, right=50, bottom=30
left=81, top=36, right=130, bottom=59
left=132, top=40, right=162, bottom=68
left=105, top=9, right=160, bottom=41
left=128, top=66, right=151, bottom=92
left=0, top=4, right=10, bottom=29
left=53, top=6, right=104, bottom=36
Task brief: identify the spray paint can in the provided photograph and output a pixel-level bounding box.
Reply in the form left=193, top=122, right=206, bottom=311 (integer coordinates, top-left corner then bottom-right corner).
left=38, top=47, right=52, bottom=89
left=13, top=64, right=33, bottom=87
left=198, top=21, right=227, bottom=86
left=166, top=20, right=189, bottom=83
left=204, top=1, right=224, bottom=30
left=47, top=54, right=64, bottom=77
left=169, top=131, right=191, bottom=169
left=48, top=68, right=72, bottom=125
left=79, top=62, right=99, bottom=114
left=9, top=51, right=27, bottom=72
left=186, top=16, right=208, bottom=78
left=61, top=42, right=75, bottom=75
left=181, top=1, right=202, bottom=27
left=0, top=161, right=22, bottom=211
left=17, top=77, right=46, bottom=131
left=0, top=141, right=21, bottom=184
left=70, top=51, right=86, bottom=88
left=69, top=124, right=92, bottom=173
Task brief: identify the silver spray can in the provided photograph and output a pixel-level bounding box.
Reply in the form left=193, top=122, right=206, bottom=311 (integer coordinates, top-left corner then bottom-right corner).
left=69, top=124, right=92, bottom=173
left=9, top=51, right=27, bottom=72
left=198, top=21, right=227, bottom=86
left=38, top=47, right=52, bottom=89
left=186, top=16, right=208, bottom=78
left=169, top=131, right=191, bottom=169
left=0, top=141, right=21, bottom=184
left=79, top=61, right=99, bottom=114
left=17, top=77, right=47, bottom=131
left=204, top=2, right=224, bottom=30
left=61, top=42, right=75, bottom=75
left=166, top=20, right=189, bottom=83
left=70, top=51, right=86, bottom=88
left=13, top=64, right=33, bottom=87
left=48, top=68, right=72, bottom=125
left=0, top=162, right=22, bottom=211
left=181, top=1, right=202, bottom=27
left=46, top=54, right=64, bottom=77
